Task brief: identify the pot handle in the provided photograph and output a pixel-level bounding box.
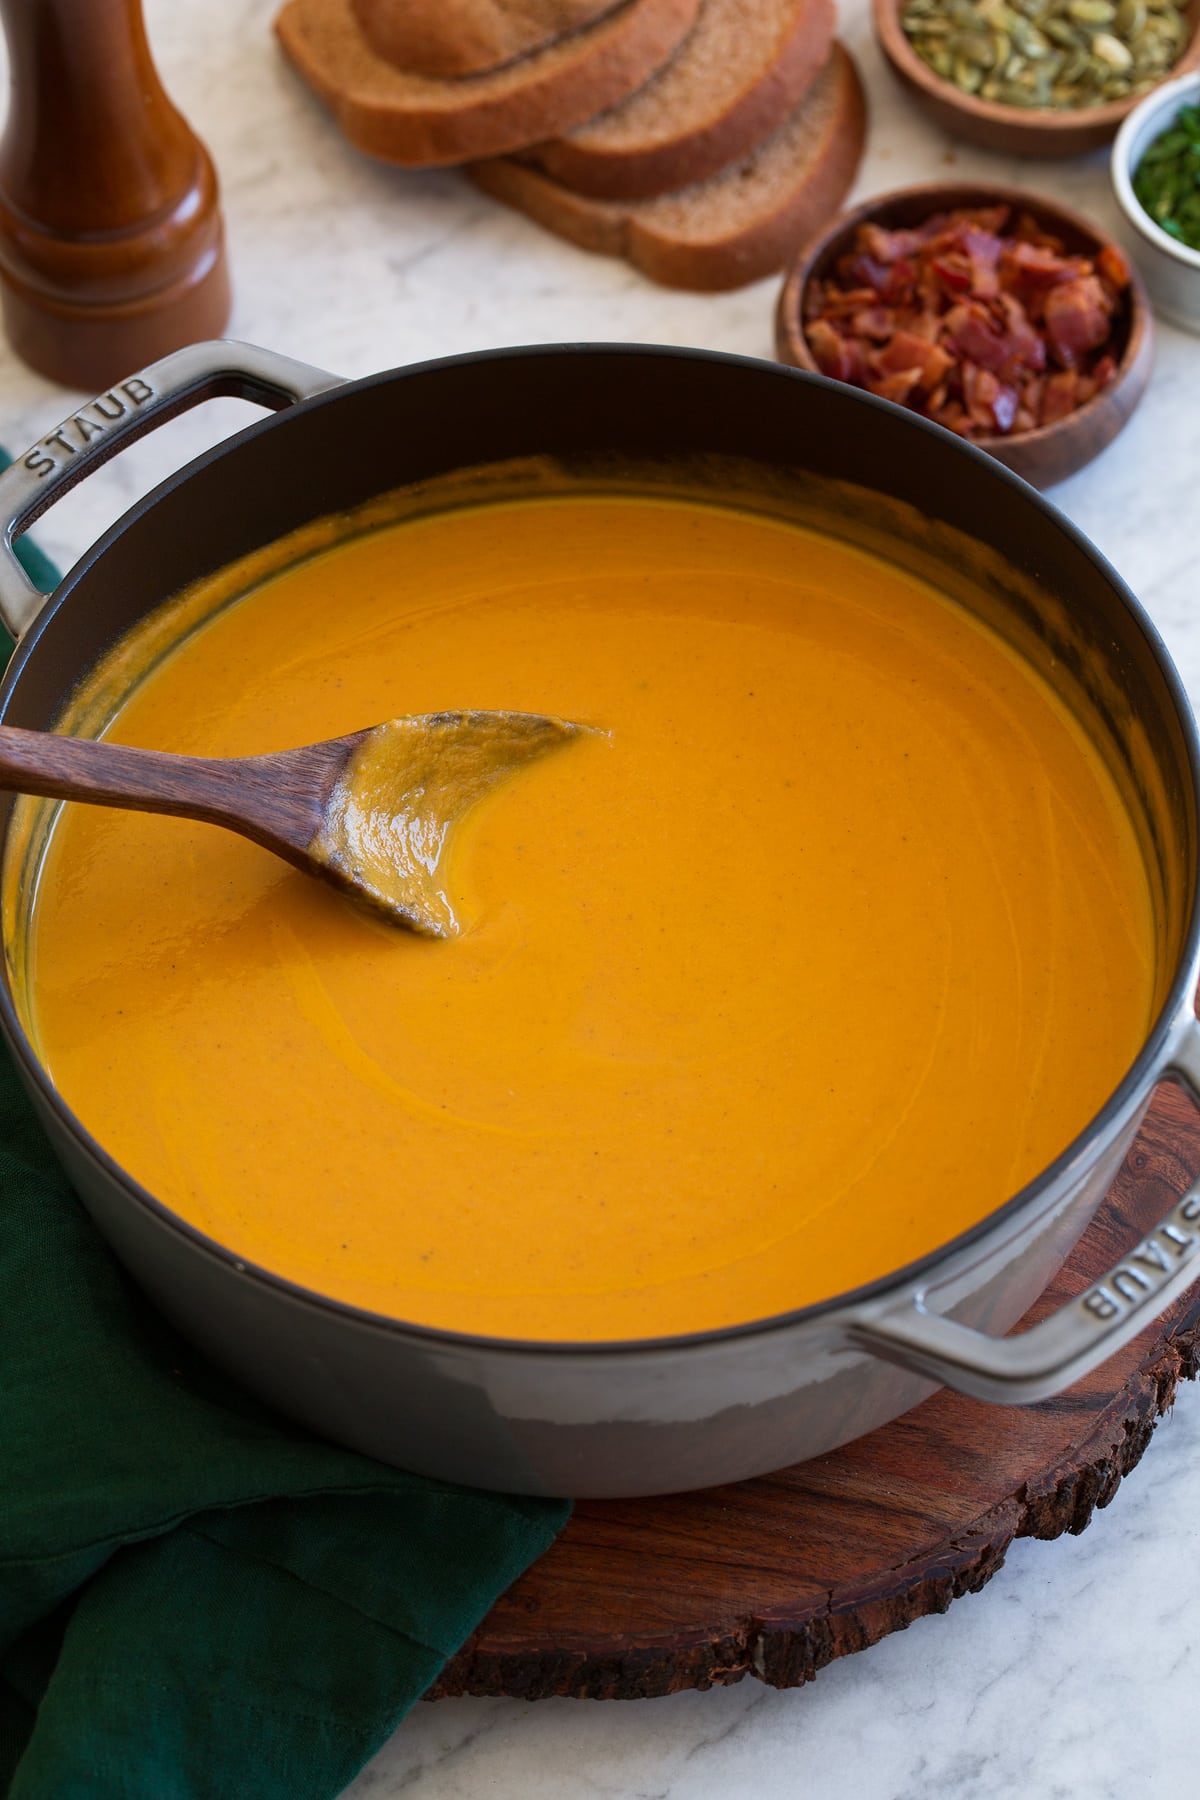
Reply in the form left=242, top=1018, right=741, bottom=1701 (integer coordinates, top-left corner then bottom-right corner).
left=0, top=339, right=342, bottom=641
left=850, top=1013, right=1200, bottom=1405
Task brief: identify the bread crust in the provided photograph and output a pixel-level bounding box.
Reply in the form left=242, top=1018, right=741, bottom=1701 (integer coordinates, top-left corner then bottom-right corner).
left=275, top=0, right=702, bottom=166
left=468, top=44, right=866, bottom=290
left=524, top=0, right=837, bottom=200
left=349, top=1, right=623, bottom=78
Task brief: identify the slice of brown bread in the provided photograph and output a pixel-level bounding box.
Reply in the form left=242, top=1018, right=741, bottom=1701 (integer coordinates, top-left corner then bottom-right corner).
left=469, top=43, right=865, bottom=290
left=523, top=0, right=836, bottom=199
left=350, top=0, right=623, bottom=79
left=275, top=0, right=703, bottom=166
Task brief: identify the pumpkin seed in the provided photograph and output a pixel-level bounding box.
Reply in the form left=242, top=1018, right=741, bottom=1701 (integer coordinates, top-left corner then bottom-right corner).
left=901, top=0, right=1188, bottom=106
left=1009, top=16, right=1050, bottom=49
left=1115, top=0, right=1146, bottom=33
left=1093, top=28, right=1134, bottom=61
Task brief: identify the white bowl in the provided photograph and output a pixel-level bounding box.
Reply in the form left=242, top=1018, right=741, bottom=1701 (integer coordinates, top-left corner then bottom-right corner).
left=1113, top=72, right=1200, bottom=334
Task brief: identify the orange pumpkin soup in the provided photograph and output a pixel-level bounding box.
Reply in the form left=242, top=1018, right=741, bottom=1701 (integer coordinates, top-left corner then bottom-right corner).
left=20, top=493, right=1156, bottom=1339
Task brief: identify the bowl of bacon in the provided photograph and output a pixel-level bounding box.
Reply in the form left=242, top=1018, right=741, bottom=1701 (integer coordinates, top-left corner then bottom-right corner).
left=775, top=182, right=1154, bottom=488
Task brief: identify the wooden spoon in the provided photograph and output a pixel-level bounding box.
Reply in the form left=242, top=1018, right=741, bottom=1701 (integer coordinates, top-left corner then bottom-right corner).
left=0, top=711, right=584, bottom=937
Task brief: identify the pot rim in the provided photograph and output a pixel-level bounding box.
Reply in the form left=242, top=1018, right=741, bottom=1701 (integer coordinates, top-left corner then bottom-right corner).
left=4, top=340, right=1198, bottom=1360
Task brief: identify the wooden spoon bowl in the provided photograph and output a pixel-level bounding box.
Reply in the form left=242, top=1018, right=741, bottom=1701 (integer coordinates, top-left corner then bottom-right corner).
left=0, top=709, right=582, bottom=937
left=775, top=181, right=1155, bottom=489
left=873, top=0, right=1200, bottom=158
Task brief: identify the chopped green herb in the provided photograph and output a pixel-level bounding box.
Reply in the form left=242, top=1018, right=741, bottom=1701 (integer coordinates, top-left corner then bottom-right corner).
left=1133, top=103, right=1200, bottom=250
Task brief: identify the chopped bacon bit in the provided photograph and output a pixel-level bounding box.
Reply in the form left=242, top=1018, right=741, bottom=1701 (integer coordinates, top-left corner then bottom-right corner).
left=960, top=229, right=1004, bottom=298
left=1096, top=244, right=1132, bottom=293
left=994, top=294, right=1046, bottom=374
left=1041, top=371, right=1079, bottom=426
left=1042, top=274, right=1112, bottom=368
left=840, top=253, right=891, bottom=295
left=858, top=222, right=925, bottom=264
left=991, top=383, right=1019, bottom=435
left=809, top=284, right=879, bottom=321
left=868, top=368, right=924, bottom=406
left=961, top=364, right=1019, bottom=435
left=805, top=318, right=851, bottom=380
left=1000, top=240, right=1076, bottom=289
left=905, top=310, right=940, bottom=344
left=930, top=253, right=974, bottom=293
left=1014, top=211, right=1059, bottom=249
left=882, top=256, right=917, bottom=304
left=877, top=331, right=954, bottom=390
left=801, top=204, right=1131, bottom=442
left=851, top=306, right=896, bottom=342
left=970, top=206, right=1011, bottom=236
left=943, top=302, right=1017, bottom=377
left=805, top=320, right=868, bottom=389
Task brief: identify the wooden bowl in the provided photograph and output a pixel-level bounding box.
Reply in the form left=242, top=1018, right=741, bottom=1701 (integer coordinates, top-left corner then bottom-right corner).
left=874, top=0, right=1200, bottom=158
left=775, top=182, right=1155, bottom=489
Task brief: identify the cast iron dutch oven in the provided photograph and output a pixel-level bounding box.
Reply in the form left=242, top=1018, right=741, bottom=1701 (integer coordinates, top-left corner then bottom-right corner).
left=0, top=340, right=1199, bottom=1499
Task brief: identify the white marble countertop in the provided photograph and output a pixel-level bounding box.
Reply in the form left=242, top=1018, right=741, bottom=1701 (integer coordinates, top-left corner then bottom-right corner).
left=2, top=1, right=1199, bottom=1795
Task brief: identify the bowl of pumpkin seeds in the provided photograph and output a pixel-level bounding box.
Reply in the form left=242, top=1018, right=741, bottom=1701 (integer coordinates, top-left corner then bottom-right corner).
left=874, top=0, right=1200, bottom=155
left=1113, top=70, right=1200, bottom=328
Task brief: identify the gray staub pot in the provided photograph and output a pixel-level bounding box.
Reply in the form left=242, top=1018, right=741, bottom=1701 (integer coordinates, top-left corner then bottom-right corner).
left=0, top=340, right=1199, bottom=1500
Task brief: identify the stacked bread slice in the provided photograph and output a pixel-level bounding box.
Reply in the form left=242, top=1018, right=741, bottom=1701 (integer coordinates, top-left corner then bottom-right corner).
left=275, top=0, right=866, bottom=289
left=349, top=1, right=628, bottom=79
left=275, top=0, right=704, bottom=164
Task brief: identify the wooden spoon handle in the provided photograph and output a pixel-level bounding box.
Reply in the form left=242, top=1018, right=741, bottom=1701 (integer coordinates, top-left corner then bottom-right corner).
left=0, top=726, right=335, bottom=867
left=0, top=725, right=242, bottom=815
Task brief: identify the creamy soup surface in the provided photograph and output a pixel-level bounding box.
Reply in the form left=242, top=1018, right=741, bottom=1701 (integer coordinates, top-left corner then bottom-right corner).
left=25, top=494, right=1156, bottom=1339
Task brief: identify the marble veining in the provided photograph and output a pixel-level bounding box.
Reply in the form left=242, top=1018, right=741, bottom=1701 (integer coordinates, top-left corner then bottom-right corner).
left=0, top=0, right=1197, bottom=1794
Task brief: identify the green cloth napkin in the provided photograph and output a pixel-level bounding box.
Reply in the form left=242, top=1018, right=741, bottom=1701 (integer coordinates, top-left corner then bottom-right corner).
left=0, top=502, right=570, bottom=1800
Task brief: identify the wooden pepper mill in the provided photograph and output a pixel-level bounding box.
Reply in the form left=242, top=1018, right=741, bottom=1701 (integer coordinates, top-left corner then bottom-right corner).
left=0, top=0, right=231, bottom=389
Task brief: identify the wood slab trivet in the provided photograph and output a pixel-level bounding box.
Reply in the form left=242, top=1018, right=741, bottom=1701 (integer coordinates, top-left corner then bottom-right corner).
left=433, top=1080, right=1200, bottom=1701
